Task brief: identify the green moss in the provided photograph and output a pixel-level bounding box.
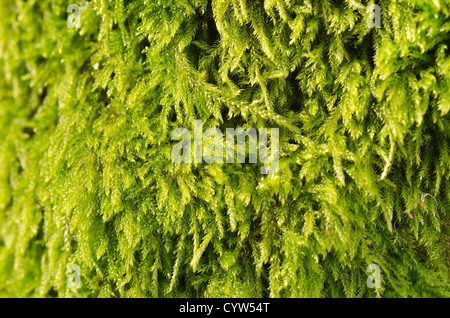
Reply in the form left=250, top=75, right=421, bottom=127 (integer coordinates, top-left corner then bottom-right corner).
left=0, top=0, right=449, bottom=297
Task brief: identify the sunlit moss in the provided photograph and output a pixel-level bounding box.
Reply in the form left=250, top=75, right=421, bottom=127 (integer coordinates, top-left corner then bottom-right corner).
left=0, top=0, right=449, bottom=298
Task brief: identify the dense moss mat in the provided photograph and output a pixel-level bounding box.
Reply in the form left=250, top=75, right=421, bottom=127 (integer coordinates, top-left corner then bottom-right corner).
left=0, top=0, right=449, bottom=297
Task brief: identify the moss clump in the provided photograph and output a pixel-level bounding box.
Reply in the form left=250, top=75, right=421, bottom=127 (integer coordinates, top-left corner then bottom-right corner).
left=0, top=0, right=449, bottom=297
